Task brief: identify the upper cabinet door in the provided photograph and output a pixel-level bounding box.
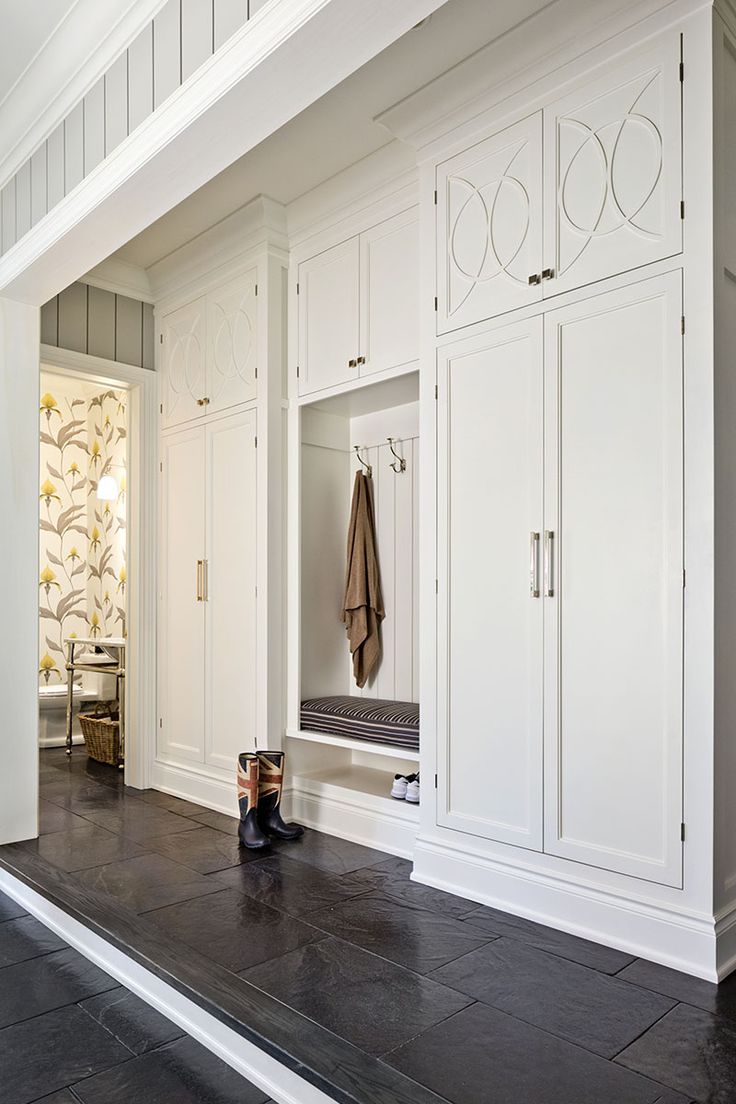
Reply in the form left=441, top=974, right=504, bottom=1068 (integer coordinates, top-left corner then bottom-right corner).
left=160, top=297, right=207, bottom=429
left=359, top=208, right=420, bottom=377
left=543, top=34, right=682, bottom=297
left=298, top=237, right=360, bottom=396
left=543, top=271, right=683, bottom=887
left=437, top=316, right=544, bottom=852
left=206, top=270, right=258, bottom=415
left=436, top=112, right=543, bottom=334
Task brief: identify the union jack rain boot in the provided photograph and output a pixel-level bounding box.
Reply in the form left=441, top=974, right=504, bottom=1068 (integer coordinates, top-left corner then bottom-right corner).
left=256, top=751, right=304, bottom=841
left=237, top=753, right=270, bottom=849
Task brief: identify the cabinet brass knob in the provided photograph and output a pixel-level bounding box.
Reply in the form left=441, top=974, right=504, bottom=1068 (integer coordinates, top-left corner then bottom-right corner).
left=348, top=359, right=357, bottom=368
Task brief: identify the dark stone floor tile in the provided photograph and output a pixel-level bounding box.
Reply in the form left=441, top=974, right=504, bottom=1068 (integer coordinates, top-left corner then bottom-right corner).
left=146, top=888, right=322, bottom=972
left=0, top=946, right=117, bottom=1029
left=40, top=783, right=132, bottom=816
left=617, top=1001, right=736, bottom=1103
left=617, top=957, right=736, bottom=1020
left=350, top=857, right=477, bottom=919
left=270, top=828, right=388, bottom=875
left=308, top=891, right=492, bottom=974
left=71, top=1034, right=269, bottom=1103
left=430, top=938, right=675, bottom=1058
left=0, top=1004, right=131, bottom=1104
left=0, top=891, right=27, bottom=922
left=38, top=800, right=89, bottom=835
left=0, top=914, right=66, bottom=968
left=461, top=903, right=635, bottom=973
left=72, top=853, right=224, bottom=913
left=29, top=1090, right=79, bottom=1103
left=387, top=1001, right=685, bottom=1104
left=80, top=804, right=201, bottom=842
left=80, top=987, right=184, bottom=1055
left=212, top=852, right=369, bottom=915
left=145, top=826, right=261, bottom=874
left=241, top=935, right=472, bottom=1056
left=136, top=790, right=208, bottom=817
left=188, top=808, right=240, bottom=834
left=22, top=825, right=146, bottom=873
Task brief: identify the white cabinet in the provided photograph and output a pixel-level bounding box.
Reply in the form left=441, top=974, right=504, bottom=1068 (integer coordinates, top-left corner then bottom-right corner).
left=543, top=271, right=683, bottom=887
left=436, top=271, right=683, bottom=884
left=297, top=209, right=419, bottom=396
left=437, top=317, right=544, bottom=851
left=158, top=409, right=258, bottom=770
left=160, top=269, right=258, bottom=428
left=205, top=408, right=257, bottom=769
left=435, top=34, right=682, bottom=334
left=436, top=113, right=543, bottom=334
left=158, top=425, right=206, bottom=763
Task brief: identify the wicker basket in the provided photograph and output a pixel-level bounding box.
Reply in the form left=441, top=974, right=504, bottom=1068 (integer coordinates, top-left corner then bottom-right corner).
left=79, top=702, right=121, bottom=767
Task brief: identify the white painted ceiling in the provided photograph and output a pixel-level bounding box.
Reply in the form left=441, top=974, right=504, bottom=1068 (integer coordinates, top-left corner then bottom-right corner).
left=114, top=0, right=551, bottom=269
left=0, top=0, right=80, bottom=107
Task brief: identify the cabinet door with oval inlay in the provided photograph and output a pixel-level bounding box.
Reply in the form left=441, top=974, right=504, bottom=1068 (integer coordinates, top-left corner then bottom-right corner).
left=206, top=270, right=258, bottom=415
left=543, top=34, right=682, bottom=297
left=436, top=112, right=543, bottom=335
left=160, top=296, right=207, bottom=429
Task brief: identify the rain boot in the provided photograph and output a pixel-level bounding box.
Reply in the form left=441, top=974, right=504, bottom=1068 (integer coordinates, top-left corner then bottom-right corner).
left=255, top=751, right=304, bottom=841
left=237, top=752, right=270, bottom=849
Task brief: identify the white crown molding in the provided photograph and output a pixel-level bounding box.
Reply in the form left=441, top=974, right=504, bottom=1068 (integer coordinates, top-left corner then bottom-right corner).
left=81, top=257, right=154, bottom=303
left=0, top=0, right=447, bottom=306
left=147, top=195, right=288, bottom=306
left=376, top=0, right=711, bottom=155
left=0, top=0, right=169, bottom=192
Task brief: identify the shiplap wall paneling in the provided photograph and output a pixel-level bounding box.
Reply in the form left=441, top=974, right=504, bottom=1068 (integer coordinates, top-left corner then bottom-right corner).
left=1, top=179, right=16, bottom=253
left=40, top=297, right=58, bottom=347
left=105, top=53, right=129, bottom=156
left=214, top=0, right=248, bottom=48
left=84, top=78, right=106, bottom=176
left=182, top=0, right=214, bottom=81
left=47, top=124, right=65, bottom=210
left=116, top=296, right=144, bottom=366
left=128, top=24, right=154, bottom=131
left=15, top=161, right=31, bottom=240
left=57, top=284, right=88, bottom=354
left=64, top=102, right=84, bottom=194
left=154, top=0, right=182, bottom=108
left=87, top=286, right=116, bottom=361
left=143, top=303, right=155, bottom=369
left=30, top=145, right=47, bottom=227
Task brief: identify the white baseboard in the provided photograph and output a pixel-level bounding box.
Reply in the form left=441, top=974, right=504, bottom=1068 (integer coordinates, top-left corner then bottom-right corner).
left=0, top=868, right=335, bottom=1104
left=412, top=833, right=723, bottom=982
left=286, top=785, right=417, bottom=859
left=39, top=734, right=85, bottom=749
left=151, top=759, right=239, bottom=817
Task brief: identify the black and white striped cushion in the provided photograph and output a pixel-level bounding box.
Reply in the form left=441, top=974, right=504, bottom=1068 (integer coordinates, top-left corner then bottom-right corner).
left=300, top=696, right=419, bottom=751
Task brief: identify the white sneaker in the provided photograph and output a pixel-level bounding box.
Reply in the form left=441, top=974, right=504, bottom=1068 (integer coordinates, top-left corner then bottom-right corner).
left=391, top=774, right=409, bottom=800
left=405, top=776, right=420, bottom=804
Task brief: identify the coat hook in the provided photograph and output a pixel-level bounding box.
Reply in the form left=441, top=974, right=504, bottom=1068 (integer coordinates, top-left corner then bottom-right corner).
left=354, top=445, right=372, bottom=478
left=387, top=438, right=406, bottom=474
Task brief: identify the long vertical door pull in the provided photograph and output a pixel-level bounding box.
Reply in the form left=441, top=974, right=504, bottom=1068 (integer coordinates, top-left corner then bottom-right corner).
left=530, top=532, right=541, bottom=597
left=544, top=531, right=555, bottom=597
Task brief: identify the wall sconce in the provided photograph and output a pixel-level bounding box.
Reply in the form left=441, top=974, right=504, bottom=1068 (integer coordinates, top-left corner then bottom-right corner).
left=96, top=475, right=119, bottom=502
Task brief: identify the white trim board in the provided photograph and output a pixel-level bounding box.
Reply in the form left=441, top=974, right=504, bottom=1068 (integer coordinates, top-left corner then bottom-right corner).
left=0, top=867, right=336, bottom=1104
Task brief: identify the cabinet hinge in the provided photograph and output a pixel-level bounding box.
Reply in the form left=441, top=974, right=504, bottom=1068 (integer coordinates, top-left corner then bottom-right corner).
left=159, top=718, right=163, bottom=729
left=296, top=282, right=300, bottom=295
left=255, top=284, right=258, bottom=296
left=683, top=568, right=686, bottom=587
left=434, top=189, right=437, bottom=205
left=679, top=60, right=684, bottom=82
left=681, top=822, right=686, bottom=841
left=434, top=773, right=438, bottom=789
left=159, top=333, right=163, bottom=344
left=435, top=578, right=439, bottom=594
left=680, top=200, right=685, bottom=220
left=434, top=296, right=438, bottom=311
left=434, top=383, right=438, bottom=400
left=254, top=436, right=258, bottom=449
left=159, top=461, right=163, bottom=473
left=296, top=365, right=300, bottom=378
left=681, top=316, right=686, bottom=335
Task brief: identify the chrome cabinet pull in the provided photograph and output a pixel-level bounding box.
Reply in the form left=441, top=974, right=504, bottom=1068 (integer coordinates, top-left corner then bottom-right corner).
left=196, top=560, right=204, bottom=602
left=530, top=532, right=540, bottom=598
left=544, top=531, right=555, bottom=598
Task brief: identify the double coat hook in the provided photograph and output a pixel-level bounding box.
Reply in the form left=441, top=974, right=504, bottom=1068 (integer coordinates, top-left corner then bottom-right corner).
left=387, top=438, right=406, bottom=474
left=354, top=446, right=372, bottom=478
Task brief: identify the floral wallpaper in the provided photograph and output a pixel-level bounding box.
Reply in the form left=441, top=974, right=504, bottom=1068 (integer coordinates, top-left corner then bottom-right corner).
left=39, top=374, right=127, bottom=687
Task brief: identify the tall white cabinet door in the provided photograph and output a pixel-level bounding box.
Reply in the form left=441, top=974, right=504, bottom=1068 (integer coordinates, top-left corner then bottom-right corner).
left=206, top=270, right=258, bottom=416
left=205, top=409, right=257, bottom=770
left=298, top=237, right=360, bottom=396
left=543, top=271, right=683, bottom=887
left=543, top=35, right=682, bottom=297
left=359, top=208, right=419, bottom=377
left=437, top=316, right=544, bottom=851
left=436, top=112, right=543, bottom=335
left=160, top=297, right=207, bottom=429
left=159, top=426, right=206, bottom=763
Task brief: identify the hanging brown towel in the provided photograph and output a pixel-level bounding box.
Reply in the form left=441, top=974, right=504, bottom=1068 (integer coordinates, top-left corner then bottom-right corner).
left=342, top=471, right=384, bottom=688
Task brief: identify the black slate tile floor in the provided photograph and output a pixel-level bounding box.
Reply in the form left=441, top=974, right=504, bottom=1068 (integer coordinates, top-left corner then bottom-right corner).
left=11, top=747, right=736, bottom=1102
left=0, top=887, right=271, bottom=1104
left=21, top=824, right=147, bottom=872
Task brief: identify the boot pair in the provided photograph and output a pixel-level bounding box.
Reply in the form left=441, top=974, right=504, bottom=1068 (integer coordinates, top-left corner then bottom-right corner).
left=237, top=751, right=303, bottom=850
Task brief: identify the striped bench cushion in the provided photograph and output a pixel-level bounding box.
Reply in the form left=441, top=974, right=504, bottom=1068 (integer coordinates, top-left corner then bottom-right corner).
left=300, top=696, right=419, bottom=751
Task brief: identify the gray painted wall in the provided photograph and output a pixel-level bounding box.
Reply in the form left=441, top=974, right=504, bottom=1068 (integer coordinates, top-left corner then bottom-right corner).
left=41, top=282, right=155, bottom=369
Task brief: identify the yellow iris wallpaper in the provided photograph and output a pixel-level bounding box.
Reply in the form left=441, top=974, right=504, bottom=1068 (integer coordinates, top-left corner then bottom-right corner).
left=39, top=373, right=127, bottom=687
